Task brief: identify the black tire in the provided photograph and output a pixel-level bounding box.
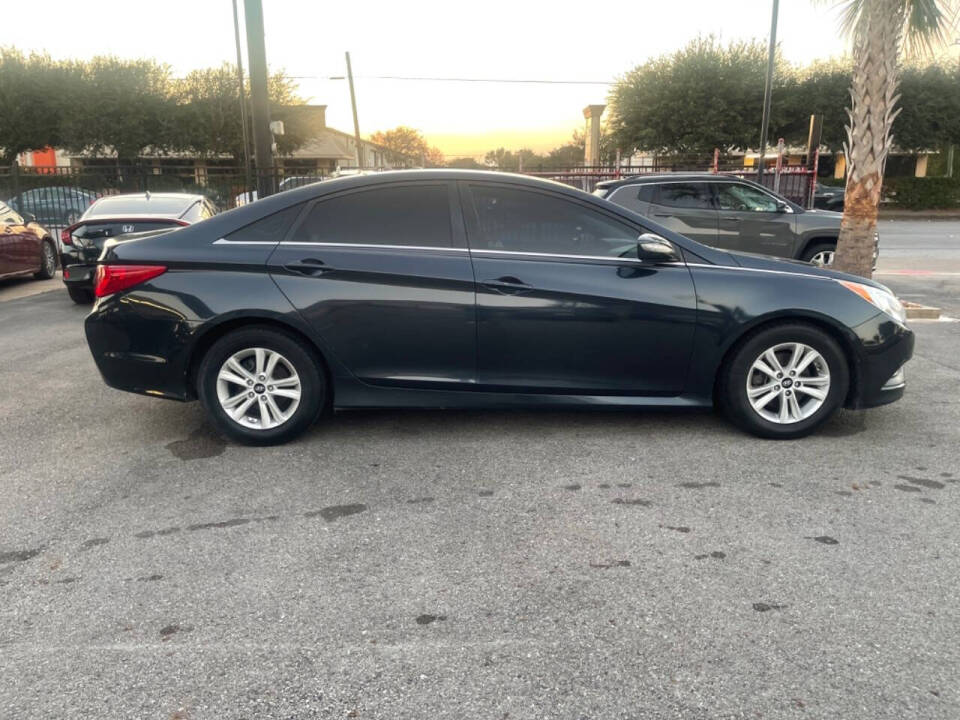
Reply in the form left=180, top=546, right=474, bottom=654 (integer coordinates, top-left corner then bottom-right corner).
left=720, top=323, right=850, bottom=439
left=67, top=286, right=94, bottom=304
left=34, top=239, right=57, bottom=280
left=197, top=326, right=326, bottom=446
left=800, top=242, right=836, bottom=266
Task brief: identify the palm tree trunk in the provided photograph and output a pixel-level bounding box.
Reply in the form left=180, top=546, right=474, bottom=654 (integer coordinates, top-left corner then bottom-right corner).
left=834, top=0, right=904, bottom=278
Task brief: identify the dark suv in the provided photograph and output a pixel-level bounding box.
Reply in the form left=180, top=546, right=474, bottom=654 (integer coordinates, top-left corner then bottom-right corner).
left=595, top=174, right=855, bottom=267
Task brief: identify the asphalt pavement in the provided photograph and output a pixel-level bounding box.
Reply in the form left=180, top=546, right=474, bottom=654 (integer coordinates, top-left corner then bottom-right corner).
left=1, top=222, right=959, bottom=719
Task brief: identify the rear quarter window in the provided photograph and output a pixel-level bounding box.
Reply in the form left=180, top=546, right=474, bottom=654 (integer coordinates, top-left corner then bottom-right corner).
left=224, top=205, right=303, bottom=243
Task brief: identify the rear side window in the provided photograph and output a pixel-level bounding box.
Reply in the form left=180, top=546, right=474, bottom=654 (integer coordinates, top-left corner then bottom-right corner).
left=291, top=184, right=452, bottom=247
left=653, top=183, right=713, bottom=209
left=224, top=205, right=302, bottom=243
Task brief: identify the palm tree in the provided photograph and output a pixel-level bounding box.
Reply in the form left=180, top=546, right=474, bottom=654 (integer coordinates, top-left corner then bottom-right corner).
left=830, top=0, right=956, bottom=278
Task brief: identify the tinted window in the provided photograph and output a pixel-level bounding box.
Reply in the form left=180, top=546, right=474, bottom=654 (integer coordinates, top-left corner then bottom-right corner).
left=292, top=184, right=452, bottom=247
left=225, top=205, right=302, bottom=243
left=714, top=183, right=779, bottom=212
left=468, top=185, right=638, bottom=258
left=636, top=185, right=656, bottom=203
left=654, top=183, right=713, bottom=209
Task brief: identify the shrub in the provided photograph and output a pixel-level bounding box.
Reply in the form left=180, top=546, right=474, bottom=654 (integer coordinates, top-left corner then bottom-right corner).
left=882, top=176, right=960, bottom=209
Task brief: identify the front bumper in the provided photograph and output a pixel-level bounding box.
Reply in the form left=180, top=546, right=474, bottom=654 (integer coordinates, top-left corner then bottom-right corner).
left=847, top=314, right=914, bottom=409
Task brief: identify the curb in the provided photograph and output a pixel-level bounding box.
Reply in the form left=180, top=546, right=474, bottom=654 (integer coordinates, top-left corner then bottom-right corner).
left=903, top=301, right=941, bottom=320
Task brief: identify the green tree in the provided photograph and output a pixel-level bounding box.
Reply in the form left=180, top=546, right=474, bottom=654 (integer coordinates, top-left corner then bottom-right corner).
left=827, top=0, right=958, bottom=278
left=608, top=37, right=795, bottom=154
left=172, top=65, right=316, bottom=160
left=59, top=56, right=177, bottom=162
left=0, top=48, right=72, bottom=162
left=369, top=126, right=443, bottom=165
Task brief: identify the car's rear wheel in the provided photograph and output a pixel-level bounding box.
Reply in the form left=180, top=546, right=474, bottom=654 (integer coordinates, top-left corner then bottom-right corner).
left=34, top=240, right=57, bottom=279
left=67, top=286, right=94, bottom=304
left=197, top=327, right=326, bottom=446
left=801, top=242, right=836, bottom=267
left=721, top=323, right=849, bottom=439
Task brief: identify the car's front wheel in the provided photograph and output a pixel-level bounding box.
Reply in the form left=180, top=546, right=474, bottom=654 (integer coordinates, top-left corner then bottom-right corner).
left=721, top=323, right=849, bottom=439
left=197, top=326, right=326, bottom=445
left=801, top=242, right=837, bottom=267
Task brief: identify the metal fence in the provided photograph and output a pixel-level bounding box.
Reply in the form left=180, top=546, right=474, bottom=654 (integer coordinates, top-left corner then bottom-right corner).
left=1, top=147, right=819, bottom=237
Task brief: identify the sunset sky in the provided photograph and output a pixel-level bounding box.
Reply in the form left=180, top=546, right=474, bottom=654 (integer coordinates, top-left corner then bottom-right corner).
left=2, top=0, right=902, bottom=159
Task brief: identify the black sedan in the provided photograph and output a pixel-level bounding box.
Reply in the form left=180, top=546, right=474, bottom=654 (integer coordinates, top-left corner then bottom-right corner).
left=84, top=170, right=913, bottom=445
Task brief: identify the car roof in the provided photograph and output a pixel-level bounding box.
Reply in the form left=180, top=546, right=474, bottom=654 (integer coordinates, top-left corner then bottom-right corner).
left=595, top=173, right=750, bottom=190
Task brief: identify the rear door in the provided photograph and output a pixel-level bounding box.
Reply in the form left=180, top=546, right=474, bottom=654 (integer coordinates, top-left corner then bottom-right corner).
left=643, top=182, right=719, bottom=246
left=712, top=181, right=796, bottom=256
left=267, top=181, right=477, bottom=388
left=462, top=182, right=697, bottom=395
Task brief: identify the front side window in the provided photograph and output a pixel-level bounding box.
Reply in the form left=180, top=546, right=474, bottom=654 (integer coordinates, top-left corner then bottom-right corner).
left=714, top=183, right=779, bottom=212
left=654, top=183, right=713, bottom=210
left=292, top=184, right=452, bottom=247
left=467, top=185, right=639, bottom=258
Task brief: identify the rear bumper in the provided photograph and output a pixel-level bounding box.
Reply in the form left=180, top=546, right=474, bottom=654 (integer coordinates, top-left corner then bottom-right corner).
left=84, top=293, right=197, bottom=401
left=847, top=314, right=914, bottom=409
left=63, top=263, right=95, bottom=287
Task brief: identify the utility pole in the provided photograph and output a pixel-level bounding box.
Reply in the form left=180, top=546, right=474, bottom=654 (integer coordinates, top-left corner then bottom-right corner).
left=345, top=52, right=362, bottom=168
left=756, top=0, right=779, bottom=182
left=231, top=0, right=253, bottom=196
left=244, top=0, right=274, bottom=196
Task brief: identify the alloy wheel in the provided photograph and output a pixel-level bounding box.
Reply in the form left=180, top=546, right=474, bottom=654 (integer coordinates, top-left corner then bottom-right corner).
left=216, top=347, right=302, bottom=430
left=745, top=342, right=831, bottom=424
left=809, top=249, right=835, bottom=267
left=42, top=243, right=56, bottom=274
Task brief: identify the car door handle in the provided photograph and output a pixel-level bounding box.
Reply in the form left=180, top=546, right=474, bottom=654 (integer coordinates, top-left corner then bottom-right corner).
left=721, top=216, right=741, bottom=222
left=283, top=258, right=330, bottom=276
left=481, top=276, right=533, bottom=295
left=652, top=213, right=671, bottom=218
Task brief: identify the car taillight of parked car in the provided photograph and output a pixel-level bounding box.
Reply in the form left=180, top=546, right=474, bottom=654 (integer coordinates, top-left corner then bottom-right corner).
left=94, top=265, right=167, bottom=298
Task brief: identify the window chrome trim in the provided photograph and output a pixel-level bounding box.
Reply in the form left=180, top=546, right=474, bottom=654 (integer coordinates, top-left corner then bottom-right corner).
left=469, top=248, right=684, bottom=265
left=213, top=238, right=468, bottom=252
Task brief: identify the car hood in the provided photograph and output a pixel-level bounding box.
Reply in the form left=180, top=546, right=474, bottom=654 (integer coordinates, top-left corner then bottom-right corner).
left=726, top=250, right=888, bottom=290
left=796, top=207, right=843, bottom=229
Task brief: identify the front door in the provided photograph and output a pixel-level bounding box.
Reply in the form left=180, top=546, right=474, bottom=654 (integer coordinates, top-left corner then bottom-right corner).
left=644, top=182, right=719, bottom=247
left=461, top=182, right=698, bottom=395
left=712, top=181, right=796, bottom=257
left=268, top=182, right=477, bottom=389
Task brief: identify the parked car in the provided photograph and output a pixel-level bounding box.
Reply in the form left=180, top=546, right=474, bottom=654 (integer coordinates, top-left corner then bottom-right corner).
left=814, top=182, right=846, bottom=211
left=84, top=170, right=913, bottom=446
left=60, top=192, right=218, bottom=304
left=0, top=200, right=57, bottom=283
left=594, top=174, right=859, bottom=268
left=7, top=186, right=100, bottom=227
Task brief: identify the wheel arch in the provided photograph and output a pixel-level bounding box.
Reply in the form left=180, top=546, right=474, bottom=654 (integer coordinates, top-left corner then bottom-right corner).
left=185, top=314, right=333, bottom=403
left=712, top=311, right=861, bottom=408
left=797, top=234, right=838, bottom=260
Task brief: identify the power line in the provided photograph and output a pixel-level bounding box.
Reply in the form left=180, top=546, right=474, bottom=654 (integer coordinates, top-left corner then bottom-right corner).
left=289, top=74, right=613, bottom=85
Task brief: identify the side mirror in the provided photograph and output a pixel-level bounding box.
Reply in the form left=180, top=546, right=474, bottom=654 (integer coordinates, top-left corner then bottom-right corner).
left=775, top=200, right=789, bottom=213
left=22, top=211, right=36, bottom=223
left=637, top=233, right=679, bottom=262
left=3, top=216, right=16, bottom=225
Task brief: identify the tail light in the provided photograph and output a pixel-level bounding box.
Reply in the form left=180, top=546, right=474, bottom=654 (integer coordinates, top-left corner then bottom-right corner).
left=61, top=228, right=73, bottom=245
left=94, top=264, right=167, bottom=298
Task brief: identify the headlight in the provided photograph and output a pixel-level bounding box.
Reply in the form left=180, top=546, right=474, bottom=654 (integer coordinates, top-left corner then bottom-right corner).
left=837, top=280, right=907, bottom=324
